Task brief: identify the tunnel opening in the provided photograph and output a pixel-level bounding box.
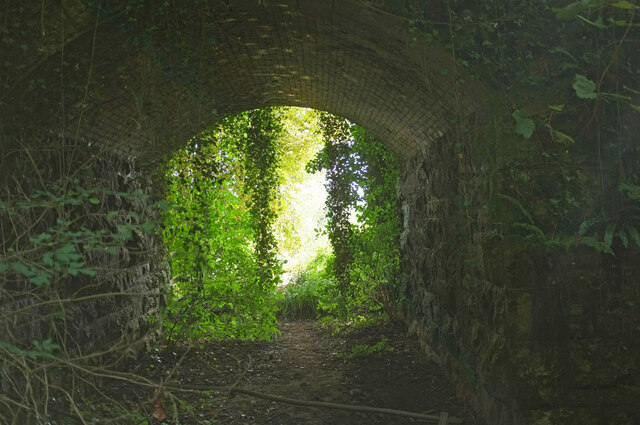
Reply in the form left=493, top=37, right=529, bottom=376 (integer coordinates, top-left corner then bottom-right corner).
left=159, top=106, right=404, bottom=343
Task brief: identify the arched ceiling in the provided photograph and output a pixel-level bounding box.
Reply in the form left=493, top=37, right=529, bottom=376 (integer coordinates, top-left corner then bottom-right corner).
left=1, top=0, right=483, bottom=161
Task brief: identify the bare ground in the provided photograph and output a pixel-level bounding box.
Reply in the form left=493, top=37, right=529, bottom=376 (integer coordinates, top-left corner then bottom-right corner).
left=103, top=319, right=486, bottom=425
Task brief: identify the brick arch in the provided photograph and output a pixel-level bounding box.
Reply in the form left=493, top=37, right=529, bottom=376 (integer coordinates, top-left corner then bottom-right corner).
left=3, top=0, right=481, bottom=161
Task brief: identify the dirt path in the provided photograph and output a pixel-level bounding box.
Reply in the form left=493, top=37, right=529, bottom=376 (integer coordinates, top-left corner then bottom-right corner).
left=112, top=319, right=485, bottom=424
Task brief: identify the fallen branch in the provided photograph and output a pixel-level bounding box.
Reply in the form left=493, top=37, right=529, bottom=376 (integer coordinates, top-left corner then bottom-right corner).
left=70, top=368, right=465, bottom=423
left=228, top=387, right=464, bottom=423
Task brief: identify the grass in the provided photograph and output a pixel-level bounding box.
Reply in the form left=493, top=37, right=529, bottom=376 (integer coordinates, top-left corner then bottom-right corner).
left=276, top=279, right=323, bottom=320
left=347, top=337, right=393, bottom=358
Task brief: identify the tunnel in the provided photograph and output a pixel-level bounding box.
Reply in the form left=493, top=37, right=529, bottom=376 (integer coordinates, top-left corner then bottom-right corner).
left=1, top=1, right=639, bottom=424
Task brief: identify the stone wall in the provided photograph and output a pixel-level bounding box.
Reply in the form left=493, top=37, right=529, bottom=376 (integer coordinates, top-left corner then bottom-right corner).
left=0, top=139, right=167, bottom=394
left=398, top=130, right=640, bottom=425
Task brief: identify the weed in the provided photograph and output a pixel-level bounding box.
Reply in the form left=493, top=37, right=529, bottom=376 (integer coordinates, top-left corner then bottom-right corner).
left=336, top=337, right=394, bottom=359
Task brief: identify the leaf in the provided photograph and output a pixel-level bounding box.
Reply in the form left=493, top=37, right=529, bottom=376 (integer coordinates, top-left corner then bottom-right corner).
left=152, top=388, right=168, bottom=420
left=55, top=244, right=82, bottom=263
left=577, top=15, right=608, bottom=28
left=611, top=1, right=636, bottom=9
left=546, top=125, right=575, bottom=145
left=30, top=271, right=52, bottom=286
left=603, top=223, right=616, bottom=250
left=140, top=221, right=156, bottom=233
left=79, top=268, right=97, bottom=277
left=497, top=193, right=535, bottom=224
left=152, top=403, right=167, bottom=420
left=515, top=222, right=546, bottom=239
left=580, top=236, right=615, bottom=255
left=601, top=92, right=631, bottom=100
left=573, top=74, right=598, bottom=99
left=618, top=182, right=640, bottom=200
left=629, top=104, right=640, bottom=114
left=552, top=0, right=605, bottom=20
left=511, top=109, right=535, bottom=139
left=618, top=228, right=629, bottom=248
left=29, top=338, right=60, bottom=358
left=0, top=261, right=8, bottom=273
left=12, top=262, right=34, bottom=277
left=156, top=200, right=172, bottom=211
left=579, top=217, right=601, bottom=235
left=106, top=211, right=119, bottom=222
left=627, top=226, right=640, bottom=248
left=624, top=85, right=640, bottom=95
left=29, top=233, right=52, bottom=244
left=550, top=46, right=577, bottom=62
left=89, top=197, right=101, bottom=205
left=549, top=104, right=565, bottom=112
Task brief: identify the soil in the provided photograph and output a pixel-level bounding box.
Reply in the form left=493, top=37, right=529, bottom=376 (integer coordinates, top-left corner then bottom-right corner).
left=108, top=319, right=487, bottom=425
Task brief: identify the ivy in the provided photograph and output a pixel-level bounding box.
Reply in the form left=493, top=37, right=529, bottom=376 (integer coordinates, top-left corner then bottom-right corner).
left=162, top=109, right=285, bottom=342
left=573, top=74, right=598, bottom=99
left=307, top=113, right=358, bottom=297
left=241, top=109, right=284, bottom=291
left=308, top=114, right=401, bottom=317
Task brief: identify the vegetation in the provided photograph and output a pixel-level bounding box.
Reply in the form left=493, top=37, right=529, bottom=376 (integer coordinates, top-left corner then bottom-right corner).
left=162, top=109, right=284, bottom=342
left=163, top=107, right=402, bottom=331
left=5, top=1, right=639, bottom=422
left=0, top=143, right=164, bottom=423
left=393, top=0, right=640, bottom=259
left=306, top=114, right=402, bottom=319
left=277, top=251, right=332, bottom=320
left=345, top=338, right=394, bottom=359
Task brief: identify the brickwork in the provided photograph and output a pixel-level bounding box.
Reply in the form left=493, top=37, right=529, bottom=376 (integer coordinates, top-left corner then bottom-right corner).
left=1, top=0, right=480, bottom=161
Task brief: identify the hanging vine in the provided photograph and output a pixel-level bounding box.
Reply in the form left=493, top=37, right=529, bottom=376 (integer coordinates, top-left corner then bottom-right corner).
left=307, top=112, right=401, bottom=316
left=307, top=113, right=358, bottom=298
left=240, top=109, right=284, bottom=291
left=162, top=108, right=284, bottom=342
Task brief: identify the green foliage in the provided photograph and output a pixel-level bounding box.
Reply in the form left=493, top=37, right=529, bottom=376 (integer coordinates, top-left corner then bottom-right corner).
left=512, top=109, right=535, bottom=139
left=0, top=179, right=154, bottom=287
left=277, top=280, right=321, bottom=320
left=317, top=312, right=389, bottom=335
left=241, top=109, right=284, bottom=291
left=277, top=250, right=332, bottom=320
left=348, top=127, right=402, bottom=318
left=413, top=0, right=640, bottom=261
left=0, top=338, right=60, bottom=360
left=0, top=146, right=162, bottom=423
left=272, top=108, right=324, bottom=254
left=162, top=109, right=286, bottom=342
left=345, top=337, right=393, bottom=359
left=573, top=74, right=598, bottom=99
left=307, top=113, right=357, bottom=296
left=308, top=115, right=402, bottom=318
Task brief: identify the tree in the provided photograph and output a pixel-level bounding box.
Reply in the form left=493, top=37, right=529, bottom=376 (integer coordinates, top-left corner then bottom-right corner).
left=308, top=113, right=402, bottom=316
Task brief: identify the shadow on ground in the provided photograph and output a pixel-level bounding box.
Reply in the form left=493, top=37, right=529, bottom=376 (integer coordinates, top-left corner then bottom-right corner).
left=101, top=319, right=486, bottom=425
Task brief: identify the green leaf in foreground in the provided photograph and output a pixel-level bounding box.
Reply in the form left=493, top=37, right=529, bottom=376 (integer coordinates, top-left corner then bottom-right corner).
left=512, top=109, right=535, bottom=139
left=573, top=74, right=598, bottom=99
left=611, top=1, right=636, bottom=9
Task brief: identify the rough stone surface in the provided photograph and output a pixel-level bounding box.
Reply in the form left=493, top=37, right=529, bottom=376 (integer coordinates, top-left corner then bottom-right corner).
left=399, top=131, right=640, bottom=425
left=0, top=141, right=167, bottom=381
